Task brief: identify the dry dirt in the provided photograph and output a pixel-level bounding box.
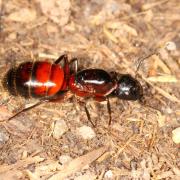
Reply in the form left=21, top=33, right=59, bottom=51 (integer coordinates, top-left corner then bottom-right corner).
left=0, top=0, right=179, bottom=179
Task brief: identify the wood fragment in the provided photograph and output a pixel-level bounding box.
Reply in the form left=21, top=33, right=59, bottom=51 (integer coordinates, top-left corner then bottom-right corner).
left=147, top=75, right=178, bottom=83
left=48, top=147, right=107, bottom=180
left=0, top=156, right=44, bottom=174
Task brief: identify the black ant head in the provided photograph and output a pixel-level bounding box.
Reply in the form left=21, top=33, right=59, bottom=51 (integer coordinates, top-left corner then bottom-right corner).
left=112, top=74, right=143, bottom=101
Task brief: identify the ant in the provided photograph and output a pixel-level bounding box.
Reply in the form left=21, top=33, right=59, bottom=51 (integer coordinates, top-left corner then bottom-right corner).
left=2, top=52, right=156, bottom=127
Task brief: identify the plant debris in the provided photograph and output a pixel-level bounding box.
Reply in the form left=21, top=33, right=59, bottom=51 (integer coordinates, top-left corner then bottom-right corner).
left=0, top=0, right=179, bottom=179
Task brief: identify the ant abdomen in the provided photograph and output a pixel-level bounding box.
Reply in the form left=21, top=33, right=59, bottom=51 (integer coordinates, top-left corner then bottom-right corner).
left=3, top=61, right=64, bottom=98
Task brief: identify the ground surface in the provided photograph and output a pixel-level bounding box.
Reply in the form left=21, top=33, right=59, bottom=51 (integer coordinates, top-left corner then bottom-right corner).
left=0, top=0, right=179, bottom=179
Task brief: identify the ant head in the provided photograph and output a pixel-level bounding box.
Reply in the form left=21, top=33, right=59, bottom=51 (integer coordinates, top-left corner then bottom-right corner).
left=112, top=74, right=143, bottom=101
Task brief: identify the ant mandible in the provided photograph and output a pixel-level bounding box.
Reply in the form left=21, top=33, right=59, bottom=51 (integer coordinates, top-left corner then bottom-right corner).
left=2, top=53, right=156, bottom=127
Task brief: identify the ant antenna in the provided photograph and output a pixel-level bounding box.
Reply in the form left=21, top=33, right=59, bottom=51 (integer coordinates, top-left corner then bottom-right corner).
left=135, top=50, right=159, bottom=77
left=139, top=96, right=162, bottom=113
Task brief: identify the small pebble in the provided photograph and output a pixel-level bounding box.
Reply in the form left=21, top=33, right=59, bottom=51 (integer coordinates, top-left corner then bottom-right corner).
left=172, top=127, right=180, bottom=144
left=104, top=170, right=113, bottom=179
left=77, top=126, right=96, bottom=140
left=52, top=120, right=68, bottom=139
left=0, top=131, right=9, bottom=145
left=165, top=41, right=176, bottom=51
left=59, top=155, right=72, bottom=165
left=8, top=32, right=17, bottom=40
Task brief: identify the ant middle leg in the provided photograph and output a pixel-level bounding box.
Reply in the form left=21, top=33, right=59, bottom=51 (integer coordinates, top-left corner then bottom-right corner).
left=83, top=98, right=112, bottom=127
left=76, top=98, right=96, bottom=127
left=84, top=104, right=96, bottom=128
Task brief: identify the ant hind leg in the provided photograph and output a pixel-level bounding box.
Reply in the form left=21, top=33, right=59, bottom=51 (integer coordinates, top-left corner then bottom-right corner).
left=8, top=100, right=49, bottom=121
left=70, top=58, right=78, bottom=73
left=54, top=54, right=68, bottom=64
left=7, top=91, right=71, bottom=121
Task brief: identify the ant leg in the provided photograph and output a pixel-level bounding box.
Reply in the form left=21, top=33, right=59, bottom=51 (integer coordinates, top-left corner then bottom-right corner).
left=8, top=100, right=48, bottom=121
left=55, top=55, right=70, bottom=90
left=61, top=57, right=78, bottom=90
left=70, top=58, right=78, bottom=73
left=135, top=50, right=159, bottom=76
left=55, top=55, right=78, bottom=76
left=54, top=54, right=68, bottom=64
left=107, top=97, right=112, bottom=125
left=84, top=105, right=96, bottom=128
left=94, top=96, right=112, bottom=126
left=76, top=99, right=96, bottom=127
left=63, top=69, right=70, bottom=91
left=7, top=91, right=71, bottom=121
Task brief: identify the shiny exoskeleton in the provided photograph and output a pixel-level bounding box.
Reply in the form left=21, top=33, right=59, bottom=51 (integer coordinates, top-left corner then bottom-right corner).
left=3, top=55, right=71, bottom=99
left=111, top=74, right=143, bottom=100
left=69, top=69, right=117, bottom=100
left=3, top=54, right=143, bottom=126
left=68, top=68, right=143, bottom=126
left=3, top=61, right=65, bottom=98
left=69, top=69, right=143, bottom=101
